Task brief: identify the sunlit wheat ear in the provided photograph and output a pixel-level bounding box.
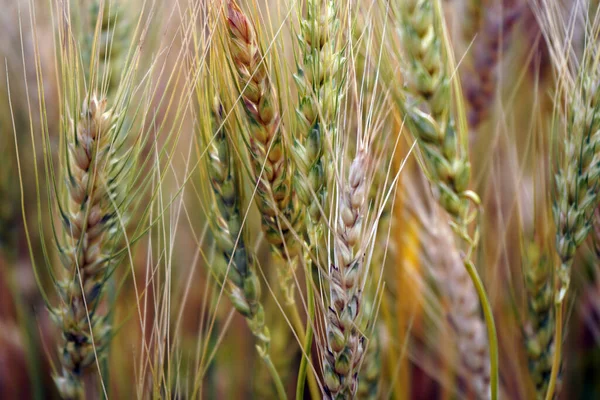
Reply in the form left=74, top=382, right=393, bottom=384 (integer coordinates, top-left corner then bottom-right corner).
left=522, top=241, right=555, bottom=399
left=225, top=0, right=303, bottom=305
left=52, top=95, right=120, bottom=399
left=322, top=149, right=369, bottom=399
left=293, top=0, right=344, bottom=228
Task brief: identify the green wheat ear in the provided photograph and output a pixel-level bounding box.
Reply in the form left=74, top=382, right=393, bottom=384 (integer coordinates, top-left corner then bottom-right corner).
left=388, top=1, right=499, bottom=398
left=84, top=0, right=132, bottom=99
left=292, top=0, right=344, bottom=227
left=522, top=241, right=555, bottom=399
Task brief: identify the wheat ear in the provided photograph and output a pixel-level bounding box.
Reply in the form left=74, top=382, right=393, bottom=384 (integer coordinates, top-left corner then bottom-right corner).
left=430, top=211, right=491, bottom=399
left=391, top=0, right=499, bottom=397
left=203, top=98, right=286, bottom=399
left=293, top=0, right=342, bottom=225
left=225, top=1, right=302, bottom=305
left=553, top=77, right=600, bottom=302
left=322, top=149, right=368, bottom=399
left=292, top=1, right=344, bottom=396
left=52, top=95, right=118, bottom=399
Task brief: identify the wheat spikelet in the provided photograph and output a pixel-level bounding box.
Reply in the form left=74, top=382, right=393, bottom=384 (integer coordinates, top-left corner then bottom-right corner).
left=322, top=149, right=368, bottom=399
left=52, top=95, right=119, bottom=399
left=225, top=1, right=302, bottom=304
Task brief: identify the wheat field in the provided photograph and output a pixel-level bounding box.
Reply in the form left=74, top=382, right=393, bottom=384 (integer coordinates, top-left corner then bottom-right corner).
left=1, top=0, right=600, bottom=399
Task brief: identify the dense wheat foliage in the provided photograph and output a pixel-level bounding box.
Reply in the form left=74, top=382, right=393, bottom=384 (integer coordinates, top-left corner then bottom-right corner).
left=2, top=0, right=600, bottom=399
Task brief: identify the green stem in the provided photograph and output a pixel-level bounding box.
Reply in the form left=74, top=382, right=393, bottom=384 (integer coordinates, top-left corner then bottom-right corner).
left=296, top=269, right=315, bottom=400
left=545, top=302, right=563, bottom=400
left=262, top=354, right=288, bottom=400
left=288, top=289, right=319, bottom=398
left=464, top=260, right=498, bottom=400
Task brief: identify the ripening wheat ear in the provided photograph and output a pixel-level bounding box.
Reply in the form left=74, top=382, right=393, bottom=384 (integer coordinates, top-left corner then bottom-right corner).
left=52, top=94, right=124, bottom=399
left=322, top=149, right=369, bottom=399
left=429, top=209, right=491, bottom=399
left=293, top=0, right=344, bottom=227
left=224, top=0, right=303, bottom=305
left=537, top=6, right=600, bottom=397
left=35, top=3, right=152, bottom=396
left=387, top=0, right=499, bottom=397
left=291, top=1, right=346, bottom=397
left=200, top=92, right=286, bottom=399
